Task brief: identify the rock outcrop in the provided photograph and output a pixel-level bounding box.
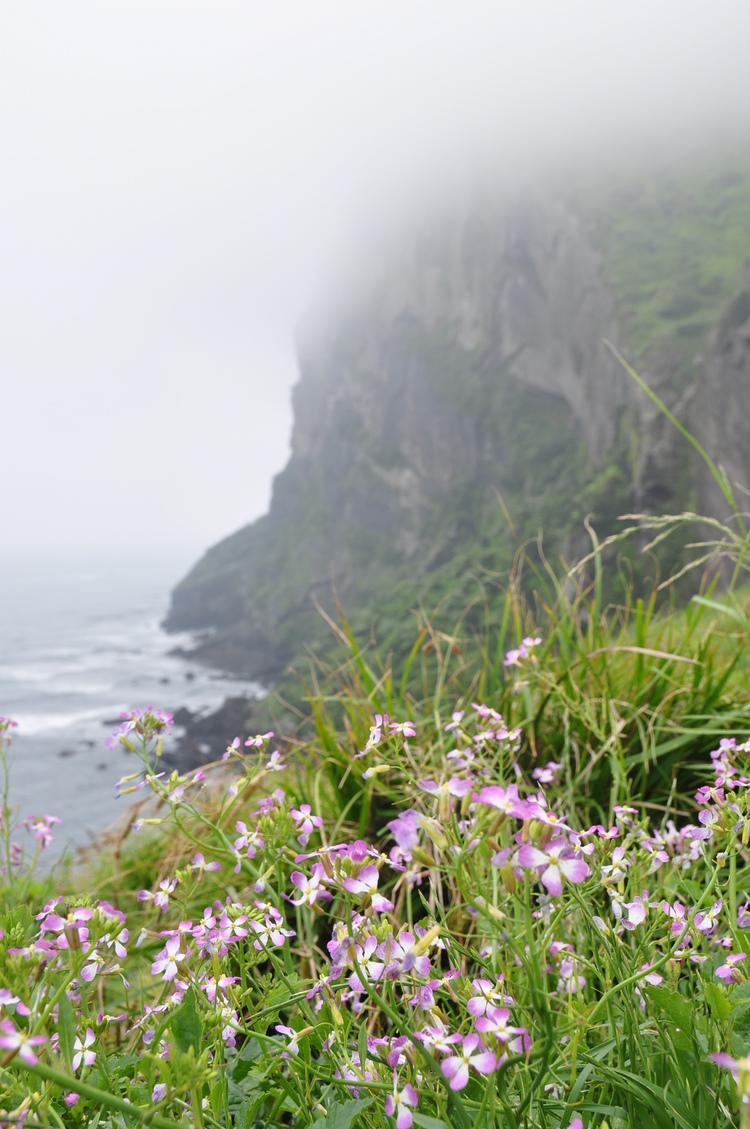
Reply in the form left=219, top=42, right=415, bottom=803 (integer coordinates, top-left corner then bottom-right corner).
left=165, top=172, right=750, bottom=680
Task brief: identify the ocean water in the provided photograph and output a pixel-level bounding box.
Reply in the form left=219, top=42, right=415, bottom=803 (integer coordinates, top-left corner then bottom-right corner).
left=0, top=554, right=259, bottom=860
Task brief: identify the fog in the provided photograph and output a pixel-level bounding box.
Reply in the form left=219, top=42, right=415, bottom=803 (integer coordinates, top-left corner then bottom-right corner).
left=2, top=0, right=749, bottom=563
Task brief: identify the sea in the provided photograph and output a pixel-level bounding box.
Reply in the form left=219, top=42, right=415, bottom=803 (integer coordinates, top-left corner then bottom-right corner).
left=0, top=553, right=260, bottom=862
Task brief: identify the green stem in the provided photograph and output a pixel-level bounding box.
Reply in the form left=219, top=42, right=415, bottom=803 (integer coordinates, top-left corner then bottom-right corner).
left=13, top=1058, right=191, bottom=1129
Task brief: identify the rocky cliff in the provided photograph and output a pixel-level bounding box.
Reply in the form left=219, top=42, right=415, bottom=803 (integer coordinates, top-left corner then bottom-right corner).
left=166, top=154, right=750, bottom=682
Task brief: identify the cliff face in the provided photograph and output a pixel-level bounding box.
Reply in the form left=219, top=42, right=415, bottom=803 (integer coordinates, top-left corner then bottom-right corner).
left=166, top=165, right=750, bottom=680
left=166, top=190, right=638, bottom=677
left=694, top=279, right=750, bottom=520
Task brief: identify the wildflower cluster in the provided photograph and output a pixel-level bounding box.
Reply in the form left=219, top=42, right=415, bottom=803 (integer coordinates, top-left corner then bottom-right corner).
left=3, top=674, right=750, bottom=1128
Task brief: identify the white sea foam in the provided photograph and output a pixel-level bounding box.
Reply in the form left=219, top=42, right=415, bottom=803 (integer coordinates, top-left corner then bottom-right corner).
left=0, top=555, right=260, bottom=856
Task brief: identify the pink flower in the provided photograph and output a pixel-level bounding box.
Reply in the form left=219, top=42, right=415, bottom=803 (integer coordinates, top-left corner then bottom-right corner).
left=388, top=720, right=416, bottom=739
left=357, top=715, right=387, bottom=758
left=622, top=892, right=650, bottom=930
left=716, top=952, right=746, bottom=984
left=23, top=814, right=62, bottom=850
left=712, top=1051, right=750, bottom=1080
left=475, top=1005, right=525, bottom=1044
left=342, top=864, right=394, bottom=911
left=467, top=978, right=510, bottom=1017
left=516, top=839, right=589, bottom=896
left=418, top=778, right=473, bottom=800
left=290, top=804, right=324, bottom=846
left=475, top=784, right=532, bottom=819
left=151, top=935, right=188, bottom=981
left=387, top=810, right=422, bottom=863
left=532, top=762, right=563, bottom=785
left=384, top=1072, right=418, bottom=1129
left=695, top=899, right=723, bottom=935
left=444, top=711, right=465, bottom=732
left=0, top=1020, right=47, bottom=1065
left=289, top=864, right=330, bottom=907
left=189, top=853, right=221, bottom=878
left=244, top=731, right=274, bottom=748
left=249, top=909, right=294, bottom=951
left=441, top=1033, right=496, bottom=1090
left=275, top=1024, right=301, bottom=1058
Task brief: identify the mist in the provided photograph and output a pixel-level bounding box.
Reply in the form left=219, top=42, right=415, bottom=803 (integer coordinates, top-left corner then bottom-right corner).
left=2, top=0, right=749, bottom=561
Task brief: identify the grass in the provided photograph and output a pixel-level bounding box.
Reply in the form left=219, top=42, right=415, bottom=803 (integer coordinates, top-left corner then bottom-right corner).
left=5, top=509, right=750, bottom=1127
left=6, top=366, right=750, bottom=1126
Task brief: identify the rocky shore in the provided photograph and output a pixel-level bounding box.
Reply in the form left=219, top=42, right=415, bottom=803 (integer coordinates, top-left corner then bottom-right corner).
left=166, top=694, right=259, bottom=769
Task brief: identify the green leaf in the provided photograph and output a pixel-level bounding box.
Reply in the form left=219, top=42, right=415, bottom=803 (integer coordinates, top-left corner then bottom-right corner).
left=732, top=982, right=750, bottom=1005
left=646, top=985, right=695, bottom=1034
left=170, top=986, right=203, bottom=1055
left=412, top=1116, right=449, bottom=1129
left=56, top=990, right=77, bottom=1072
left=314, top=1098, right=374, bottom=1129
left=691, top=595, right=749, bottom=627
left=237, top=1093, right=272, bottom=1129
left=704, top=981, right=732, bottom=1023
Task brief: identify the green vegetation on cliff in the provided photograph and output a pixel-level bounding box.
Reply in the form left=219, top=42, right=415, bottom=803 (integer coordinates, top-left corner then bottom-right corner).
left=167, top=145, right=750, bottom=725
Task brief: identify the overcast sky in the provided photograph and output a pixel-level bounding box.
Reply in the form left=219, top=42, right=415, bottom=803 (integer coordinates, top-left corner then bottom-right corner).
left=2, top=1, right=749, bottom=568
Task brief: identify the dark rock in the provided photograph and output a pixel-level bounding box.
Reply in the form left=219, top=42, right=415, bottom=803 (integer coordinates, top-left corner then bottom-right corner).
left=165, top=695, right=258, bottom=770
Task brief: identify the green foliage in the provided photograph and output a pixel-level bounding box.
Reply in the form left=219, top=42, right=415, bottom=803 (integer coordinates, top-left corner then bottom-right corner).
left=5, top=549, right=750, bottom=1126
left=568, top=146, right=750, bottom=379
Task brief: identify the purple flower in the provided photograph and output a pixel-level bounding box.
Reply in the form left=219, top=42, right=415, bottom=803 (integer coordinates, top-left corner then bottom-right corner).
left=384, top=1072, right=418, bottom=1129
left=23, top=814, right=62, bottom=850
left=414, top=1026, right=461, bottom=1053
left=716, top=952, right=746, bottom=984
left=695, top=899, right=723, bottom=935
left=378, top=931, right=431, bottom=978
left=418, top=778, right=473, bottom=800
left=475, top=784, right=532, bottom=819
left=387, top=810, right=422, bottom=862
left=244, top=731, right=274, bottom=748
left=388, top=720, right=416, bottom=739
left=289, top=864, right=330, bottom=907
left=151, top=935, right=188, bottom=981
left=201, top=974, right=238, bottom=1003
left=249, top=909, right=294, bottom=951
left=275, top=1024, right=301, bottom=1057
left=357, top=714, right=387, bottom=758
left=152, top=1084, right=167, bottom=1102
left=441, top=1034, right=496, bottom=1090
left=342, top=864, right=394, bottom=911
left=348, top=936, right=386, bottom=991
left=467, top=978, right=510, bottom=1017
left=138, top=878, right=177, bottom=912
left=622, top=892, right=650, bottom=930
left=475, top=1005, right=525, bottom=1044
left=0, top=1020, right=47, bottom=1065
left=532, top=761, right=563, bottom=785
left=189, top=853, right=221, bottom=878
left=290, top=804, right=324, bottom=846
left=444, top=711, right=465, bottom=732
left=516, top=838, right=589, bottom=896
